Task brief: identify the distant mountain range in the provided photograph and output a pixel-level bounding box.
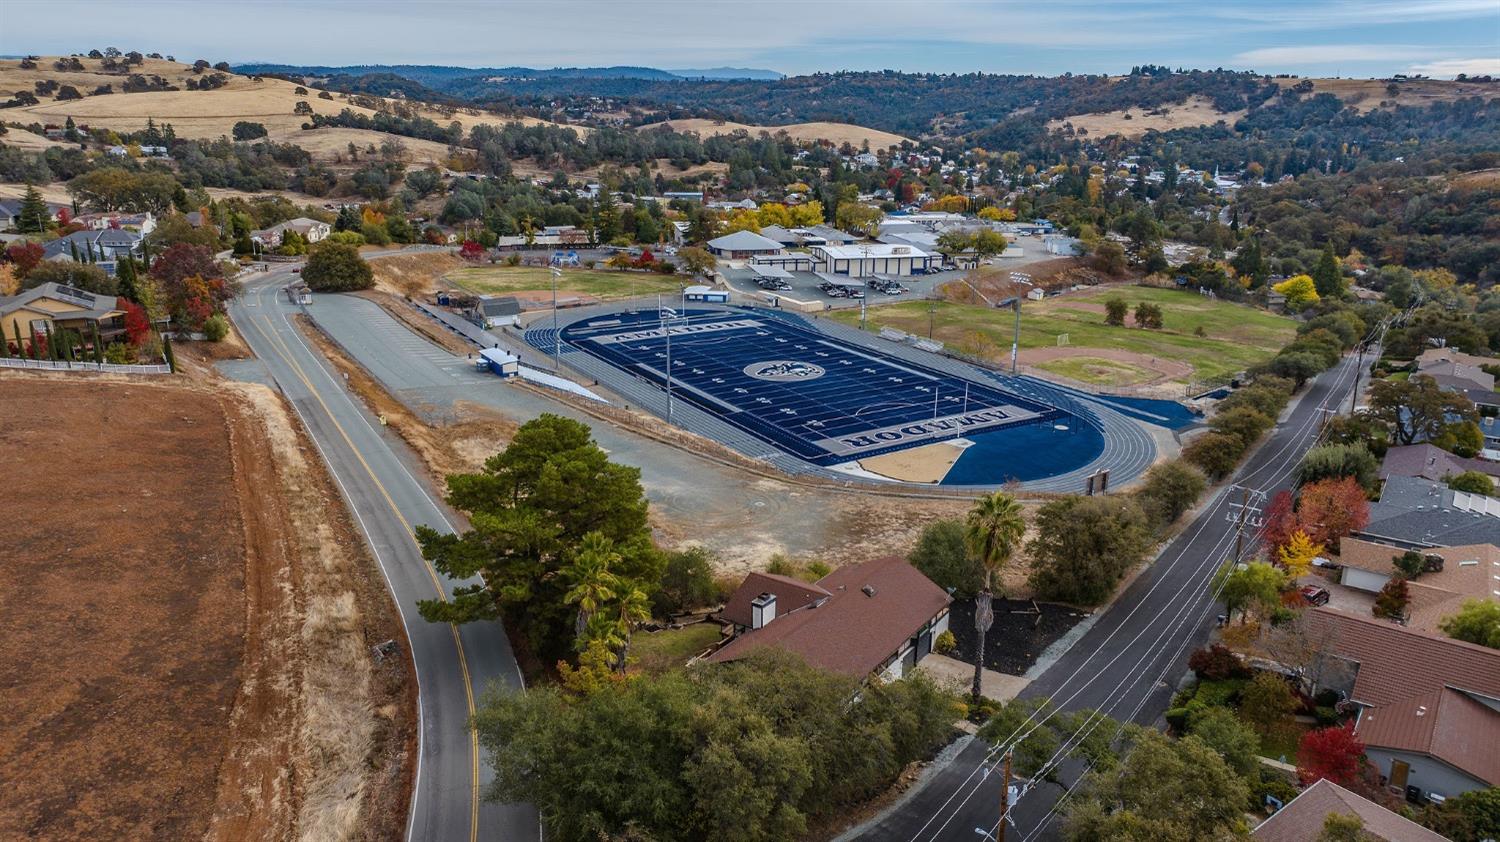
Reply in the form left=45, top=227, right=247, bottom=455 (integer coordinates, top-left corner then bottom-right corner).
left=232, top=63, right=782, bottom=83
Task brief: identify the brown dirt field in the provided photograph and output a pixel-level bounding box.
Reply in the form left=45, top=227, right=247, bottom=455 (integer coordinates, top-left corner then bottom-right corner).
left=0, top=129, right=65, bottom=151
left=0, top=372, right=414, bottom=841
left=650, top=118, right=909, bottom=149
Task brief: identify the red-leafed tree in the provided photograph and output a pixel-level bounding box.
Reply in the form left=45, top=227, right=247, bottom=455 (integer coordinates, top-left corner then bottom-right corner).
left=56, top=207, right=71, bottom=226
left=1296, top=477, right=1370, bottom=553
left=119, top=298, right=150, bottom=346
left=5, top=240, right=45, bottom=280
left=459, top=239, right=484, bottom=260
left=1297, top=724, right=1366, bottom=786
left=1262, top=490, right=1297, bottom=554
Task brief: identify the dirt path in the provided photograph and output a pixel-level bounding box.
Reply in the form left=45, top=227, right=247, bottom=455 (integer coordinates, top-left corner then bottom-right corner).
left=0, top=371, right=415, bottom=841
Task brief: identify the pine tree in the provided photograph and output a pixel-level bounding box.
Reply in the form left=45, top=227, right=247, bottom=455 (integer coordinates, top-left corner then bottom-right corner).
left=18, top=184, right=48, bottom=233
left=1311, top=243, right=1343, bottom=298
left=63, top=116, right=78, bottom=142
left=115, top=255, right=139, bottom=303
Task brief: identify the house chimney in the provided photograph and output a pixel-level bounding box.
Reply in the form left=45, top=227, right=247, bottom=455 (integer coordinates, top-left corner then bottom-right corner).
left=750, top=593, right=776, bottom=629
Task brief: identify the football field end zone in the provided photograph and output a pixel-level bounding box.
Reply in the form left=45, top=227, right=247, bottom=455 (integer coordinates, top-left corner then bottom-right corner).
left=525, top=302, right=1158, bottom=493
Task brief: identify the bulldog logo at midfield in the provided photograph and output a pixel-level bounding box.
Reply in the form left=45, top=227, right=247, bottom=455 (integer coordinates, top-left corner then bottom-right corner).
left=744, top=360, right=826, bottom=382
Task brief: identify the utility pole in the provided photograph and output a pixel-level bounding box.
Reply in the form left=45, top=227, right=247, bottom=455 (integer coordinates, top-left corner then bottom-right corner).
left=997, top=751, right=1012, bottom=842
left=1349, top=342, right=1367, bottom=416
left=1010, top=298, right=1021, bottom=374
left=1233, top=485, right=1250, bottom=564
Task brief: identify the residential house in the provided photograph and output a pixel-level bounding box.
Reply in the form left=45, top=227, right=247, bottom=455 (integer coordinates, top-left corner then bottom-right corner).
left=1354, top=475, right=1500, bottom=550
left=0, top=197, right=69, bottom=231
left=0, top=283, right=127, bottom=352
left=1301, top=608, right=1500, bottom=801
left=708, top=198, right=757, bottom=212
left=1413, top=350, right=1500, bottom=415
left=706, top=557, right=952, bottom=681
left=1333, top=537, right=1499, bottom=632
left=811, top=242, right=933, bottom=277
left=1252, top=779, right=1447, bottom=842
left=41, top=228, right=144, bottom=272
left=75, top=211, right=156, bottom=235
left=705, top=230, right=784, bottom=260
left=252, top=217, right=331, bottom=248
left=1381, top=443, right=1500, bottom=489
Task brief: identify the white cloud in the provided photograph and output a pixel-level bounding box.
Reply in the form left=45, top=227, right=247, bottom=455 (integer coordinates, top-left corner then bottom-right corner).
left=1407, top=57, right=1500, bottom=77
left=1232, top=44, right=1434, bottom=65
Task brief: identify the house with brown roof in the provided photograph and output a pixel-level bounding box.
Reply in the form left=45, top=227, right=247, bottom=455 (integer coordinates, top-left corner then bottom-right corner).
left=1356, top=687, right=1500, bottom=800
left=1334, top=537, right=1499, bottom=633
left=1252, top=779, right=1446, bottom=842
left=1300, top=608, right=1500, bottom=801
left=0, top=283, right=126, bottom=353
left=707, top=557, right=952, bottom=681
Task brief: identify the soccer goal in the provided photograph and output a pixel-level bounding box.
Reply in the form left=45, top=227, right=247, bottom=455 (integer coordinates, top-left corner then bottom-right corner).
left=1056, top=333, right=1070, bottom=347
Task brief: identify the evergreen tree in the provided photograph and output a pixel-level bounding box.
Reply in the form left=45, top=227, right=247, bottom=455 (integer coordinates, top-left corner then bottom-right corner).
left=18, top=184, right=49, bottom=233
left=115, top=255, right=139, bottom=303
left=1311, top=243, right=1344, bottom=298
left=63, top=116, right=78, bottom=142
left=1232, top=236, right=1268, bottom=288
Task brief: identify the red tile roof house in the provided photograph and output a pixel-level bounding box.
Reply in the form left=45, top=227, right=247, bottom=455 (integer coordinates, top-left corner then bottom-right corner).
left=1252, top=779, right=1447, bottom=842
left=1301, top=608, right=1500, bottom=803
left=706, top=557, right=953, bottom=681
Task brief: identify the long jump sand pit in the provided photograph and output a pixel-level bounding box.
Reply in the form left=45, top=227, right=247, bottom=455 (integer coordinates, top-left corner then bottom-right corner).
left=858, top=440, right=969, bottom=483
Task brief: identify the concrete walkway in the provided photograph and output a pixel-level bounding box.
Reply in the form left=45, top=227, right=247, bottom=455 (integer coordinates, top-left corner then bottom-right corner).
left=918, top=653, right=1030, bottom=701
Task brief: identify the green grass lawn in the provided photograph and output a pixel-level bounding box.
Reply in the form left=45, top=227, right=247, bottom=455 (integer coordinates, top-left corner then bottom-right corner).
left=631, top=623, right=722, bottom=675
left=830, top=285, right=1295, bottom=387
left=447, top=265, right=684, bottom=300
left=1258, top=721, right=1312, bottom=763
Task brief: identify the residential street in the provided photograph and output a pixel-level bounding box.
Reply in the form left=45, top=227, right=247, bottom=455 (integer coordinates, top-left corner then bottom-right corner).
left=226, top=267, right=538, bottom=842
left=848, top=343, right=1372, bottom=842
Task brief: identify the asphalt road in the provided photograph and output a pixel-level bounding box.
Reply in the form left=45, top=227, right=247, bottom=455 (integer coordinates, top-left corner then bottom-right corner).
left=849, top=339, right=1375, bottom=842
left=226, top=267, right=537, bottom=842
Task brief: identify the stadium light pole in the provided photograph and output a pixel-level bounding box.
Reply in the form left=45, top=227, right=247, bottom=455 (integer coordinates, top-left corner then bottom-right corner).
left=1007, top=272, right=1032, bottom=375
left=860, top=242, right=870, bottom=331
left=659, top=294, right=674, bottom=423
left=551, top=265, right=562, bottom=369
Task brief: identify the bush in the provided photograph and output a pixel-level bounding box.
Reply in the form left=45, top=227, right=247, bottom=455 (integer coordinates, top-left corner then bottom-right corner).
left=652, top=547, right=719, bottom=617
left=326, top=230, right=365, bottom=246
left=1446, top=470, right=1494, bottom=495
left=1314, top=706, right=1341, bottom=726
left=1136, top=460, right=1207, bottom=527
left=934, top=629, right=956, bottom=654
left=201, top=314, right=228, bottom=342
left=1209, top=406, right=1274, bottom=448
left=1189, top=644, right=1249, bottom=680
left=1299, top=442, right=1381, bottom=492
left=1184, top=431, right=1247, bottom=479
left=1028, top=495, right=1153, bottom=605
left=909, top=519, right=982, bottom=597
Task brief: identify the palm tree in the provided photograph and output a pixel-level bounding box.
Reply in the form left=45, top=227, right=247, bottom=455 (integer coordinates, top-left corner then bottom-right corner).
left=563, top=532, right=621, bottom=645
left=964, top=492, right=1027, bottom=703
left=609, top=585, right=652, bottom=671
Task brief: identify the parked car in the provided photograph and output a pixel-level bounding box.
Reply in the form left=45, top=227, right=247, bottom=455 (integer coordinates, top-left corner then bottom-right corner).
left=1300, top=585, right=1331, bottom=606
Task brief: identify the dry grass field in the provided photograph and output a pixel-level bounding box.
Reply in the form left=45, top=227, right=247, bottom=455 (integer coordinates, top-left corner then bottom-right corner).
left=1046, top=95, right=1247, bottom=138
left=0, top=373, right=415, bottom=841
left=0, top=56, right=575, bottom=143
left=265, top=126, right=457, bottom=166
left=1287, top=76, right=1500, bottom=113
left=649, top=117, right=910, bottom=148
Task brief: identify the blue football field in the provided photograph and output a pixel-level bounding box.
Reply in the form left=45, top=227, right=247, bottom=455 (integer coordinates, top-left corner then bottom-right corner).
left=560, top=309, right=1075, bottom=468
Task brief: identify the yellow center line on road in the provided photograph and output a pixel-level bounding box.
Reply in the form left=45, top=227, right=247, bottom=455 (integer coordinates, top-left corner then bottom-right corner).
left=241, top=305, right=482, bottom=842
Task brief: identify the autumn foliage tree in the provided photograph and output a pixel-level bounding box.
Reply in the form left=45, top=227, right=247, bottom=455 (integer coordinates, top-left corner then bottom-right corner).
left=4, top=240, right=45, bottom=280
left=459, top=239, right=485, bottom=260
left=1296, top=477, right=1370, bottom=553
left=1278, top=530, right=1325, bottom=579
left=150, top=243, right=235, bottom=328
left=1297, top=724, right=1366, bottom=787
left=119, top=298, right=150, bottom=346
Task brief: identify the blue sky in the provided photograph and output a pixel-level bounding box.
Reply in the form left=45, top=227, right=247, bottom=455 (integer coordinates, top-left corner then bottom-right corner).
left=2, top=0, right=1496, bottom=78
